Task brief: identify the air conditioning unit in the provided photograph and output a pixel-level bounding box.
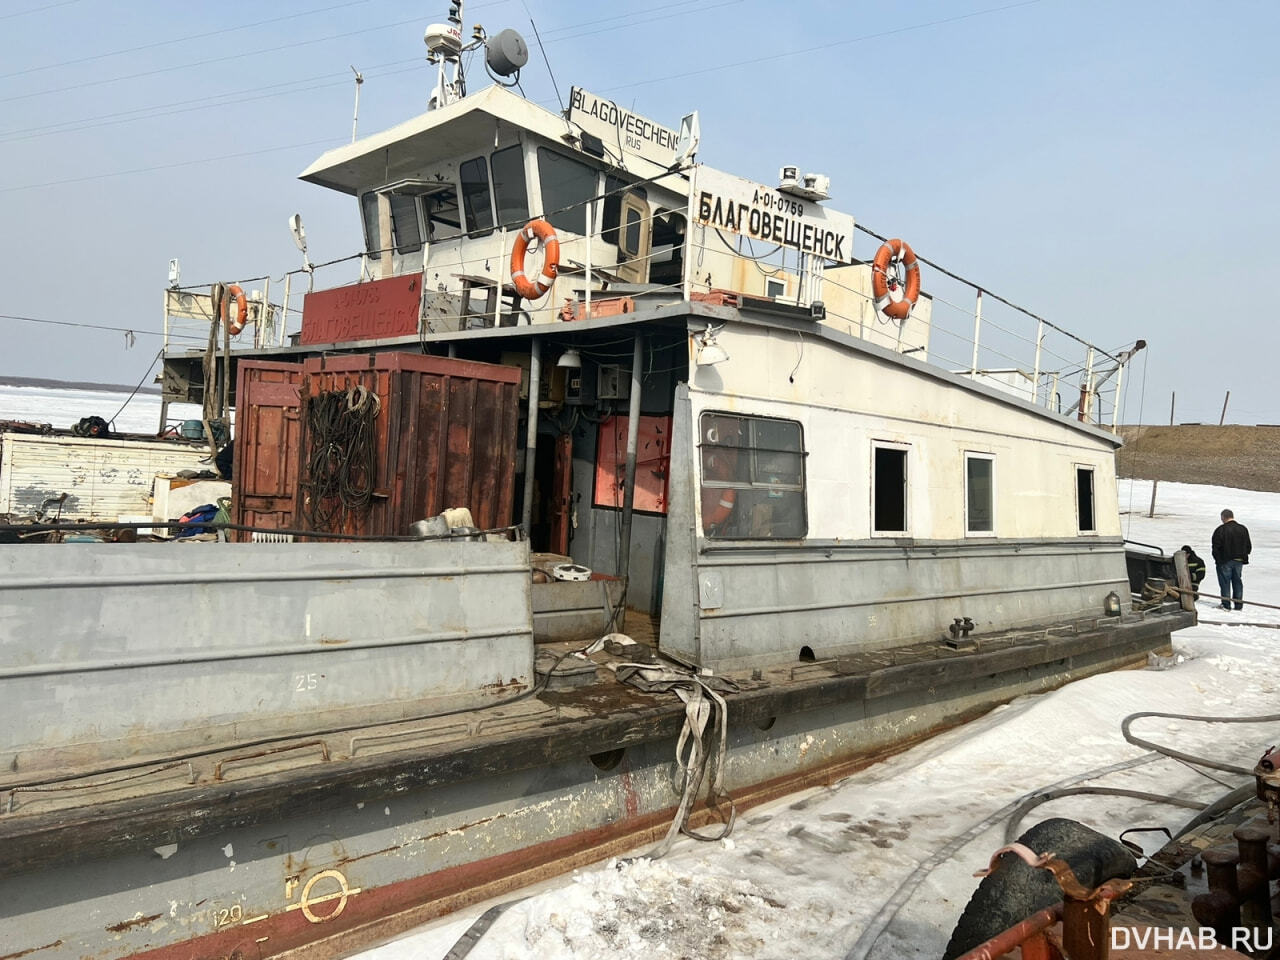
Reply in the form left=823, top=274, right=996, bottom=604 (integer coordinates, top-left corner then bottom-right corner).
left=778, top=165, right=799, bottom=190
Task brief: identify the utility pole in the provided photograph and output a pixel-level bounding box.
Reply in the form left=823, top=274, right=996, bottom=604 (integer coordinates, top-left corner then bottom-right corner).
left=1148, top=391, right=1174, bottom=518
left=1219, top=390, right=1230, bottom=426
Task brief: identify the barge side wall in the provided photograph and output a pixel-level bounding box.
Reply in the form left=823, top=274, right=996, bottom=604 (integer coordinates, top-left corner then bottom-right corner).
left=0, top=538, right=534, bottom=778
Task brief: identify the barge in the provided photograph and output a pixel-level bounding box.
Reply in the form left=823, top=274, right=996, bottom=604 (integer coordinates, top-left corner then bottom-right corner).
left=0, top=7, right=1194, bottom=958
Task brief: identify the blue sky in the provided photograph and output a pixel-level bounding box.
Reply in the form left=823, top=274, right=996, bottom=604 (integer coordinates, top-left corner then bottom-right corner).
left=1, top=0, right=1275, bottom=424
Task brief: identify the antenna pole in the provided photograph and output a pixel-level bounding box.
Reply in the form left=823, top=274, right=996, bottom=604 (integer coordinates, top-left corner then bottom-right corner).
left=350, top=66, right=364, bottom=143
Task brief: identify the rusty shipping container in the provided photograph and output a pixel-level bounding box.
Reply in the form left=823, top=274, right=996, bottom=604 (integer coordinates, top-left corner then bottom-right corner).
left=232, top=360, right=304, bottom=538
left=294, top=352, right=522, bottom=537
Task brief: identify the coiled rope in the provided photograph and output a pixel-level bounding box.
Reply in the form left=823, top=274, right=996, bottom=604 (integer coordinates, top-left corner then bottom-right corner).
left=304, top=385, right=381, bottom=532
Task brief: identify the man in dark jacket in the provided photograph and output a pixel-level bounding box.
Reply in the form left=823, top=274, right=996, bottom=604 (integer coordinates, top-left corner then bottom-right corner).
left=1210, top=509, right=1252, bottom=611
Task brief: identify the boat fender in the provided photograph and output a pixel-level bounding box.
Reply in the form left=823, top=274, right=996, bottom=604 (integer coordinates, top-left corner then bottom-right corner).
left=942, top=818, right=1137, bottom=960
left=221, top=283, right=250, bottom=335
left=871, top=238, right=921, bottom=322
left=510, top=219, right=560, bottom=300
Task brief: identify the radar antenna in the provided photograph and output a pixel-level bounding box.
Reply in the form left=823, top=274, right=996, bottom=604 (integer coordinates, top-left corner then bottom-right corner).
left=425, top=3, right=528, bottom=110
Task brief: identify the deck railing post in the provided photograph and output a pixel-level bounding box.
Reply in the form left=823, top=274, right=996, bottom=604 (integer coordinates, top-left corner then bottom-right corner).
left=521, top=337, right=542, bottom=536
left=970, top=289, right=983, bottom=375
left=1032, top=320, right=1044, bottom=406
left=279, top=273, right=292, bottom=347
left=584, top=204, right=592, bottom=320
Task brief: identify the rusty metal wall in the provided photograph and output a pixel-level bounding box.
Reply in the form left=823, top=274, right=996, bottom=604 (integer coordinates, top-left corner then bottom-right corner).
left=295, top=353, right=522, bottom=538
left=232, top=361, right=303, bottom=538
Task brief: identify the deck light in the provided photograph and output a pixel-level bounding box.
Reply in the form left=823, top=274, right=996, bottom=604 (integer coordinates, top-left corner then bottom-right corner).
left=557, top=348, right=582, bottom=369
left=694, top=323, right=729, bottom=366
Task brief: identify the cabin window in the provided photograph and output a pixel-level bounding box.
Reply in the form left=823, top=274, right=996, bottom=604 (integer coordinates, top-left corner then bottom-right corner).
left=601, top=176, right=646, bottom=244
left=459, top=156, right=494, bottom=235
left=699, top=412, right=806, bottom=540
left=389, top=193, right=422, bottom=254
left=766, top=277, right=786, bottom=298
left=538, top=147, right=597, bottom=236
left=359, top=191, right=422, bottom=255
left=491, top=145, right=529, bottom=229
left=965, top=453, right=994, bottom=535
left=423, top=187, right=462, bottom=242
left=360, top=192, right=380, bottom=254
left=872, top=444, right=908, bottom=534
left=1076, top=466, right=1095, bottom=533
left=623, top=206, right=644, bottom=256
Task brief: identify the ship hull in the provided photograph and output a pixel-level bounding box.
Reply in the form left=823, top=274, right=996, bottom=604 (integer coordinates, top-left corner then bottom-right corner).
left=0, top=607, right=1189, bottom=960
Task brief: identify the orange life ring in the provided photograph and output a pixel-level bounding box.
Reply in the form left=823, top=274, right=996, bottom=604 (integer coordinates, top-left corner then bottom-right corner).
left=700, top=418, right=740, bottom=533
left=221, top=283, right=249, bottom=335
left=701, top=486, right=736, bottom=531
left=871, top=238, right=921, bottom=322
left=510, top=219, right=560, bottom=300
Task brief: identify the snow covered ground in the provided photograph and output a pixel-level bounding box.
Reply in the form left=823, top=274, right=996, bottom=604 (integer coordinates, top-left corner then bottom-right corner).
left=0, top=383, right=201, bottom=434
left=354, top=478, right=1280, bottom=960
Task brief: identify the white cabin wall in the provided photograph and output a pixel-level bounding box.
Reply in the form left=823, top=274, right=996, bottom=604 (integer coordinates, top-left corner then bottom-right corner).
left=688, top=323, right=1119, bottom=543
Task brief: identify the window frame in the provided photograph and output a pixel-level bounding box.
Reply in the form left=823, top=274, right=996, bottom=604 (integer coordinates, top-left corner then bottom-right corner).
left=765, top=276, right=786, bottom=299
left=490, top=143, right=530, bottom=231
left=871, top=441, right=910, bottom=536
left=458, top=154, right=495, bottom=237
left=698, top=411, right=807, bottom=541
left=1075, top=464, right=1096, bottom=534
left=964, top=451, right=996, bottom=537
left=536, top=146, right=600, bottom=237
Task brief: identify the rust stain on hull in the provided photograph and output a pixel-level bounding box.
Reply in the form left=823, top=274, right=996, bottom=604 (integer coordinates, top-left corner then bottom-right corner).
left=0, top=941, right=62, bottom=960
left=125, top=708, right=993, bottom=960
left=105, top=913, right=163, bottom=933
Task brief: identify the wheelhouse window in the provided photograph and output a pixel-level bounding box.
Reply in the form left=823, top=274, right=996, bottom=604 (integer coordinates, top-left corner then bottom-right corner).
left=537, top=147, right=597, bottom=236
left=388, top=193, right=422, bottom=254
left=765, top=277, right=786, bottom=298
left=359, top=191, right=423, bottom=255
left=459, top=156, right=494, bottom=235
left=360, top=192, right=378, bottom=253
left=1076, top=466, right=1095, bottom=533
left=699, top=412, right=805, bottom=540
left=873, top=443, right=908, bottom=534
left=965, top=453, right=994, bottom=535
left=491, top=144, right=529, bottom=229
left=424, top=187, right=461, bottom=242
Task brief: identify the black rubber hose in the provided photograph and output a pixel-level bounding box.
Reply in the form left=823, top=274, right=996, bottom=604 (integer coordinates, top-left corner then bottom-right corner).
left=1122, top=710, right=1280, bottom=776
left=1003, top=786, right=1206, bottom=844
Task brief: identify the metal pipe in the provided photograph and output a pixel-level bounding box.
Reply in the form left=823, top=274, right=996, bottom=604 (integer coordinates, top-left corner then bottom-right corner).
left=970, top=289, right=982, bottom=375
left=1111, top=358, right=1125, bottom=431
left=584, top=202, right=592, bottom=320
left=521, top=337, right=542, bottom=536
left=954, top=905, right=1061, bottom=960
left=1032, top=319, right=1044, bottom=406
left=280, top=272, right=292, bottom=346
left=616, top=334, right=644, bottom=626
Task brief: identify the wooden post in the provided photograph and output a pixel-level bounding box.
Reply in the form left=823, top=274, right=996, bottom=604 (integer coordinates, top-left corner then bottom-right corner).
left=1147, top=391, right=1174, bottom=518
left=1173, top=550, right=1196, bottom=613
left=1219, top=390, right=1230, bottom=426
